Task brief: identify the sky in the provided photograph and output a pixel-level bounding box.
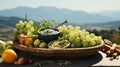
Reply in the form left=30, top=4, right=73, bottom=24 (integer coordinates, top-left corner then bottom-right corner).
left=0, top=0, right=120, bottom=12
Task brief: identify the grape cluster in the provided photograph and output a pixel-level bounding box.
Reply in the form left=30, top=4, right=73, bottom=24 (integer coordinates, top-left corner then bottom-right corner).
left=13, top=20, right=35, bottom=40
left=58, top=25, right=102, bottom=48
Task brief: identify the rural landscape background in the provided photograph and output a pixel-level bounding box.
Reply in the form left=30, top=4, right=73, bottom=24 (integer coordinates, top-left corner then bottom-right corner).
left=0, top=0, right=120, bottom=44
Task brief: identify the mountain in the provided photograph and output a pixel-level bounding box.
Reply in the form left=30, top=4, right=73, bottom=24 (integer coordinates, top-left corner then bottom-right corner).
left=0, top=16, right=24, bottom=35
left=82, top=20, right=120, bottom=30
left=0, top=16, right=120, bottom=33
left=0, top=16, right=23, bottom=28
left=0, top=6, right=114, bottom=23
left=97, top=10, right=120, bottom=21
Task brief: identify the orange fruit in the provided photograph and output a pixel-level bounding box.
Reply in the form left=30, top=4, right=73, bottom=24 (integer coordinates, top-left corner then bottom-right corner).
left=2, top=49, right=18, bottom=63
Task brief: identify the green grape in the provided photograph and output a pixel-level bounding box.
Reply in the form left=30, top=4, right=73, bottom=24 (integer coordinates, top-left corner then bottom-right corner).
left=62, top=25, right=67, bottom=28
left=19, top=23, right=24, bottom=28
left=26, top=24, right=31, bottom=29
left=85, top=31, right=89, bottom=36
left=16, top=24, right=21, bottom=28
left=98, top=36, right=102, bottom=41
left=19, top=20, right=24, bottom=28
left=69, top=36, right=75, bottom=43
left=90, top=39, right=96, bottom=46
left=80, top=36, right=85, bottom=40
left=58, top=26, right=64, bottom=32
left=96, top=36, right=102, bottom=45
left=90, top=33, right=95, bottom=38
left=63, top=27, right=68, bottom=34
left=75, top=26, right=80, bottom=31
left=80, top=31, right=85, bottom=36
left=39, top=42, right=47, bottom=48
left=27, top=31, right=33, bottom=37
left=75, top=37, right=80, bottom=43
left=82, top=40, right=88, bottom=47
left=71, top=44, right=77, bottom=48
left=34, top=39, right=41, bottom=47
left=85, top=35, right=90, bottom=42
left=30, top=27, right=35, bottom=32
left=63, top=35, right=69, bottom=40
left=74, top=31, right=79, bottom=37
left=67, top=25, right=74, bottom=31
left=69, top=31, right=74, bottom=37
left=28, top=20, right=34, bottom=25
left=24, top=21, right=28, bottom=25
left=18, top=29, right=23, bottom=34
left=22, top=28, right=27, bottom=34
left=13, top=28, right=18, bottom=33
left=82, top=29, right=86, bottom=32
left=18, top=20, right=23, bottom=24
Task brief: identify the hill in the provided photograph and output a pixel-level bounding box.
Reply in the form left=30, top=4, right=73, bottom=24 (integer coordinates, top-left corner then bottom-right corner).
left=0, top=6, right=114, bottom=23
left=0, top=16, right=120, bottom=32
left=82, top=20, right=120, bottom=30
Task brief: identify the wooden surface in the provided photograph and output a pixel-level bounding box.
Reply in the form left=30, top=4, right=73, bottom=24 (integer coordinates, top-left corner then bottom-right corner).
left=0, top=51, right=120, bottom=67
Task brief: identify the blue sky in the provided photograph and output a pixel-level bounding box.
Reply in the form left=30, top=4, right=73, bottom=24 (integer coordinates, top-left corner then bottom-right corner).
left=0, top=0, right=120, bottom=12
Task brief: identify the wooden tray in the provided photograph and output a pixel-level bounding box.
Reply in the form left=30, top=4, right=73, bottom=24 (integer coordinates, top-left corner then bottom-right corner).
left=14, top=41, right=104, bottom=57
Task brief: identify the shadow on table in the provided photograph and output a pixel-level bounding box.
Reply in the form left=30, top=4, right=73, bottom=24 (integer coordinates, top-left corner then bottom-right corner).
left=30, top=52, right=103, bottom=67
left=0, top=51, right=103, bottom=67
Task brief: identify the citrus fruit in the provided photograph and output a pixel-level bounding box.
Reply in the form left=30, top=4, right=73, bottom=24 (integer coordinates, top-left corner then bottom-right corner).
left=2, top=49, right=18, bottom=63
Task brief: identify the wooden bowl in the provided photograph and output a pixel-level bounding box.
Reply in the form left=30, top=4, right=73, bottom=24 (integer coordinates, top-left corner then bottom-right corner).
left=14, top=41, right=104, bottom=57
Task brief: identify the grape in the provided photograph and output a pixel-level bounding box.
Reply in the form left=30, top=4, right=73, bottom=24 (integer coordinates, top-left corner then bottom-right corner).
left=28, top=20, right=34, bottom=25
left=30, top=27, right=34, bottom=32
left=58, top=25, right=103, bottom=48
left=82, top=40, right=88, bottom=47
left=34, top=39, right=41, bottom=47
left=69, top=32, right=74, bottom=37
left=71, top=44, right=77, bottom=48
left=74, top=31, right=79, bottom=37
left=82, top=29, right=86, bottom=32
left=67, top=25, right=74, bottom=31
left=75, top=26, right=80, bottom=31
left=62, top=27, right=68, bottom=34
left=16, top=24, right=21, bottom=28
left=69, top=36, right=75, bottom=43
left=26, top=24, right=31, bottom=29
left=24, top=21, right=28, bottom=25
left=95, top=36, right=102, bottom=45
left=90, top=39, right=96, bottom=46
left=58, top=26, right=64, bottom=33
left=18, top=20, right=23, bottom=24
left=75, top=37, right=80, bottom=43
left=85, top=35, right=90, bottom=42
left=19, top=23, right=24, bottom=28
left=18, top=29, right=23, bottom=34
left=39, top=42, right=47, bottom=48
left=22, top=28, right=27, bottom=34
left=19, top=20, right=24, bottom=28
left=27, top=31, right=33, bottom=37
left=13, top=29, right=18, bottom=33
left=90, top=33, right=95, bottom=38
left=63, top=35, right=69, bottom=40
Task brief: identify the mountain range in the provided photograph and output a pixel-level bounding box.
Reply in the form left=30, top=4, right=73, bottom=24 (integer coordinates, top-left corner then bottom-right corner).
left=0, top=6, right=120, bottom=23
left=0, top=16, right=120, bottom=31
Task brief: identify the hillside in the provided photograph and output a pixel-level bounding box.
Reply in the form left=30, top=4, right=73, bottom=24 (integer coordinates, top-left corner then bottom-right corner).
left=82, top=20, right=120, bottom=30
left=0, top=6, right=114, bottom=23
left=0, top=16, right=120, bottom=32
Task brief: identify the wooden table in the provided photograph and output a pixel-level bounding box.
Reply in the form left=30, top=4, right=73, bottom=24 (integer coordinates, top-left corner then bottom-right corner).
left=0, top=51, right=120, bottom=67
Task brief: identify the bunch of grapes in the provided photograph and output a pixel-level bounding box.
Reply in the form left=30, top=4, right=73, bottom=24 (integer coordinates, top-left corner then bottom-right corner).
left=58, top=25, right=102, bottom=48
left=13, top=20, right=35, bottom=40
